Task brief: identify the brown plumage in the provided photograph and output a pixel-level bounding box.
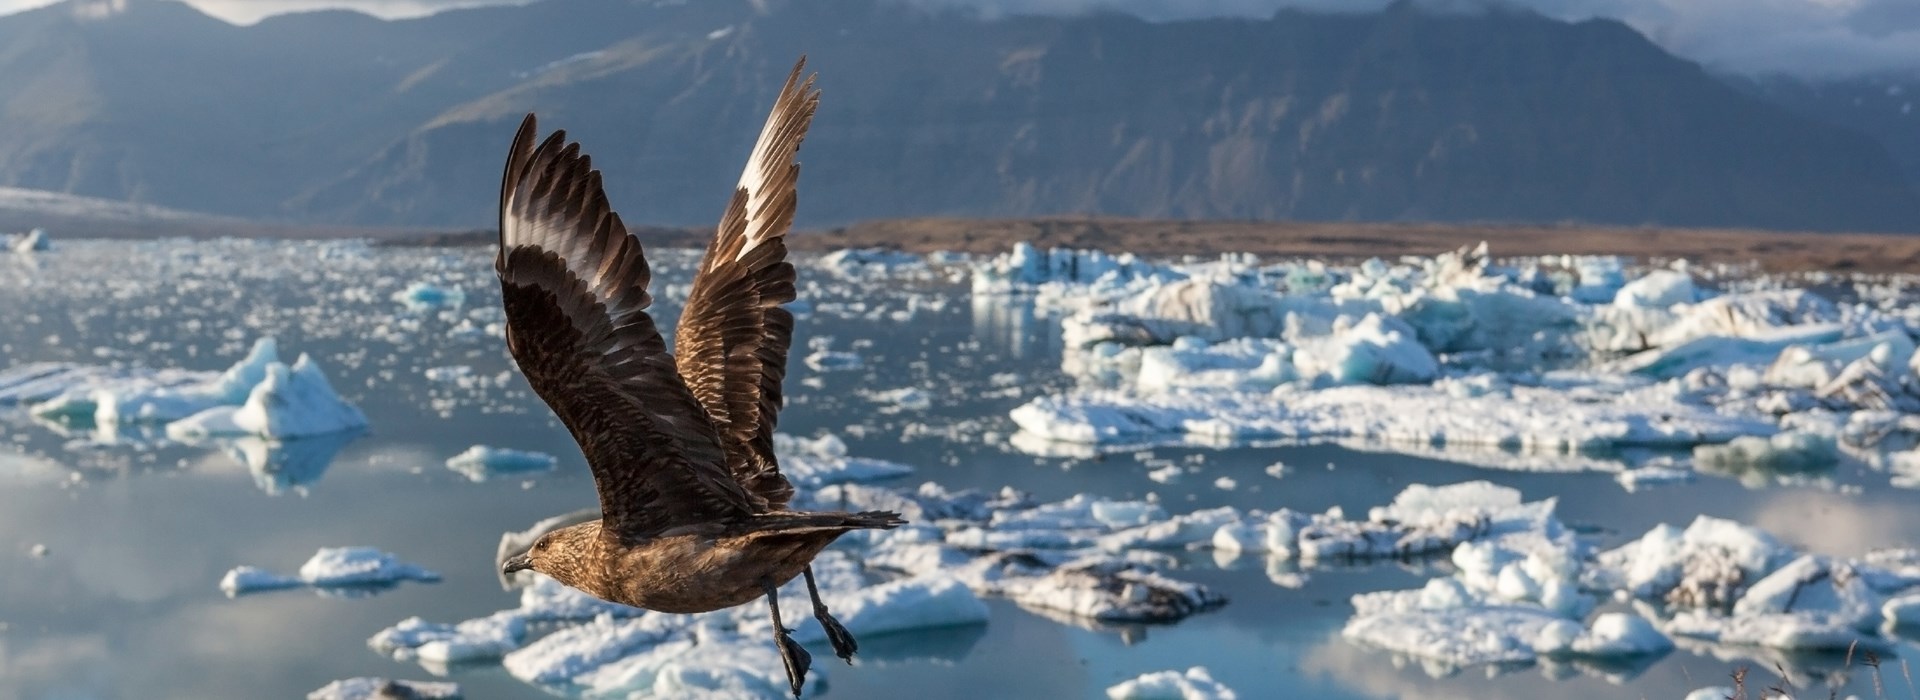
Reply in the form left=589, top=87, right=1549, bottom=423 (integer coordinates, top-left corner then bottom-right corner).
left=493, top=57, right=904, bottom=698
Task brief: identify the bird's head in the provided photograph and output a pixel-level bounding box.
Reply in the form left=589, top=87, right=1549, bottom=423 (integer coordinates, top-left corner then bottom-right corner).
left=501, top=520, right=600, bottom=588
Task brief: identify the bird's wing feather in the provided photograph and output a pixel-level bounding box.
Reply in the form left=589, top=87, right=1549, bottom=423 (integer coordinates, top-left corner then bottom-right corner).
left=675, top=57, right=818, bottom=511
left=497, top=115, right=754, bottom=539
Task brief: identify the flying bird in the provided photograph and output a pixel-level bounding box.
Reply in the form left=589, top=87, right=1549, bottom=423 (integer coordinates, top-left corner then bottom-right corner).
left=494, top=57, right=905, bottom=698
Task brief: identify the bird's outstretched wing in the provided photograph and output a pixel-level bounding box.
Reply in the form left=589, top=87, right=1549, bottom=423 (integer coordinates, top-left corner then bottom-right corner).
left=497, top=114, right=755, bottom=540
left=675, top=57, right=819, bottom=511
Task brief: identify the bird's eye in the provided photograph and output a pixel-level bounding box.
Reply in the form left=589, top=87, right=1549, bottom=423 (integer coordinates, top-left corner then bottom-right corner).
left=535, top=538, right=548, bottom=551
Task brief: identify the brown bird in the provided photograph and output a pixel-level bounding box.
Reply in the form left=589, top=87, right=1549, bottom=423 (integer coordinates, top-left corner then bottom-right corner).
left=494, top=57, right=905, bottom=698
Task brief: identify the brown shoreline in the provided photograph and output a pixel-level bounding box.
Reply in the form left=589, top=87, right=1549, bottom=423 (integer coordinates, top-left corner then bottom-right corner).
left=32, top=215, right=1920, bottom=274
left=790, top=218, right=1920, bottom=274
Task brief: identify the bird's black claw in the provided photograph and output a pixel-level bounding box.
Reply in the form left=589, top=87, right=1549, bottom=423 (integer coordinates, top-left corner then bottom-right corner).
left=817, top=607, right=858, bottom=663
left=776, top=628, right=812, bottom=697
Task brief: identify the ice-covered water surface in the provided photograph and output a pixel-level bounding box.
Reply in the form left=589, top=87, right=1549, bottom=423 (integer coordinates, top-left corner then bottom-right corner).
left=3, top=240, right=1920, bottom=699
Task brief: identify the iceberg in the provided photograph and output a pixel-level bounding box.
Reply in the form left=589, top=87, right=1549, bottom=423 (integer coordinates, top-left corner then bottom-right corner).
left=11, top=227, right=49, bottom=253
left=1106, top=667, right=1237, bottom=700
left=221, top=547, right=440, bottom=597
left=444, top=445, right=558, bottom=482
left=171, top=354, right=367, bottom=440
left=307, top=678, right=460, bottom=700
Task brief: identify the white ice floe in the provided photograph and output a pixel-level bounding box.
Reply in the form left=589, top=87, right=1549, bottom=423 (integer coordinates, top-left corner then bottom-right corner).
left=865, top=387, right=933, bottom=412
left=1011, top=380, right=1770, bottom=453
left=392, top=281, right=465, bottom=309
left=817, top=248, right=926, bottom=279
left=1106, top=666, right=1237, bottom=700
left=1694, top=431, right=1839, bottom=475
left=221, top=547, right=440, bottom=596
left=772, top=432, right=914, bottom=488
left=445, top=445, right=558, bottom=482
left=369, top=612, right=527, bottom=664
left=170, top=354, right=367, bottom=440
left=307, top=678, right=460, bottom=700
left=10, top=227, right=50, bottom=253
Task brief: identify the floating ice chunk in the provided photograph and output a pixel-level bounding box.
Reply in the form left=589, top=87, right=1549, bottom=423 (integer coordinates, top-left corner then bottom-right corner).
left=227, top=355, right=366, bottom=438
left=785, top=574, right=987, bottom=643
left=1589, top=516, right=1793, bottom=607
left=1884, top=593, right=1920, bottom=627
left=445, top=446, right=557, bottom=482
left=307, top=678, right=460, bottom=700
left=299, top=547, right=440, bottom=587
left=572, top=626, right=824, bottom=699
left=1694, top=431, right=1839, bottom=474
left=369, top=612, right=527, bottom=663
left=393, top=281, right=465, bottom=309
left=1534, top=612, right=1673, bottom=657
left=1012, top=382, right=1771, bottom=454
left=1614, top=466, right=1694, bottom=492
left=1665, top=607, right=1883, bottom=651
left=1614, top=325, right=1847, bottom=379
left=1766, top=331, right=1917, bottom=390
left=501, top=614, right=679, bottom=685
left=984, top=556, right=1226, bottom=622
left=1684, top=688, right=1736, bottom=700
left=11, top=227, right=50, bottom=252
left=221, top=547, right=440, bottom=596
left=1105, top=666, right=1237, bottom=700
left=209, top=337, right=281, bottom=404
left=1650, top=290, right=1842, bottom=347
left=772, top=432, right=913, bottom=488
left=867, top=387, right=932, bottom=411
left=1293, top=313, right=1438, bottom=385
left=1723, top=555, right=1881, bottom=634
left=218, top=566, right=301, bottom=595
left=804, top=349, right=863, bottom=372
left=1613, top=270, right=1697, bottom=308
left=818, top=248, right=926, bottom=279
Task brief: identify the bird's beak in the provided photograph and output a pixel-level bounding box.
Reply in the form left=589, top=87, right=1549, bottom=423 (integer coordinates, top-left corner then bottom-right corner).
left=502, top=553, right=533, bottom=575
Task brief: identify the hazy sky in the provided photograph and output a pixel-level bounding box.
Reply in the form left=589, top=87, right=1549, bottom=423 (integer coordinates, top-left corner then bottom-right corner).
left=0, top=0, right=1913, bottom=78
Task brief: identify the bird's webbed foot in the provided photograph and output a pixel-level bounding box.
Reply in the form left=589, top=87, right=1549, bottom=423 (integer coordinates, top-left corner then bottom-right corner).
left=803, top=565, right=859, bottom=663
left=764, top=578, right=813, bottom=698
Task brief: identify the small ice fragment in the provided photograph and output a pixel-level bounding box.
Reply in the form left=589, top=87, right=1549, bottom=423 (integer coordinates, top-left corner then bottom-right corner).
left=1105, top=666, right=1237, bottom=700
left=392, top=282, right=465, bottom=308
left=306, top=678, right=460, bottom=700
left=1264, top=462, right=1287, bottom=479
left=28, top=543, right=47, bottom=558
left=1213, top=477, right=1237, bottom=491
left=1683, top=689, right=1734, bottom=700
left=867, top=387, right=932, bottom=411
left=369, top=612, right=527, bottom=663
left=805, top=349, right=863, bottom=372
left=221, top=548, right=439, bottom=596
left=11, top=228, right=50, bottom=253
left=1147, top=465, right=1182, bottom=483
left=445, top=446, right=558, bottom=482
left=220, top=566, right=302, bottom=596
left=298, top=547, right=441, bottom=588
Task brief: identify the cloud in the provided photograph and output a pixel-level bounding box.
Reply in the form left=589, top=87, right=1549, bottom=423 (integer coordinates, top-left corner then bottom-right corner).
left=0, top=0, right=1913, bottom=76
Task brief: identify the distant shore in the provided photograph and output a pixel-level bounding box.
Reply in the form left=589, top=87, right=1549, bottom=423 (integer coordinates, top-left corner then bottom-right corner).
left=377, top=217, right=1920, bottom=274
left=20, top=214, right=1918, bottom=273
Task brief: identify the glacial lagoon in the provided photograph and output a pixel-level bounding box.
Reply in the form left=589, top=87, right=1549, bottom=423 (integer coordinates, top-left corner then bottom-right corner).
left=4, top=238, right=1920, bottom=698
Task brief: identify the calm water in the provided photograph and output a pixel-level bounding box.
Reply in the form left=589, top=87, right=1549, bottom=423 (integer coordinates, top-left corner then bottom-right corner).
left=2, top=240, right=1919, bottom=699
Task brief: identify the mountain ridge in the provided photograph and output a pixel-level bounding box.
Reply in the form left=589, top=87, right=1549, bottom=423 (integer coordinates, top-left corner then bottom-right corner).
left=0, top=0, right=1914, bottom=233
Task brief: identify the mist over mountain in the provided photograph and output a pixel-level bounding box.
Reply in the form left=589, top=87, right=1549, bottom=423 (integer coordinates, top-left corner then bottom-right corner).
left=0, top=0, right=1915, bottom=233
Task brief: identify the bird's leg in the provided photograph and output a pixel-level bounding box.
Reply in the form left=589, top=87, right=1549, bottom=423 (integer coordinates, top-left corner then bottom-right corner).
left=763, top=577, right=812, bottom=698
left=803, top=565, right=858, bottom=663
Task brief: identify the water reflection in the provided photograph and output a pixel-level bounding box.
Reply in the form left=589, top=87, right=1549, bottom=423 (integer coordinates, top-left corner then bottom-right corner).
left=970, top=294, right=1057, bottom=361
left=218, top=429, right=367, bottom=495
